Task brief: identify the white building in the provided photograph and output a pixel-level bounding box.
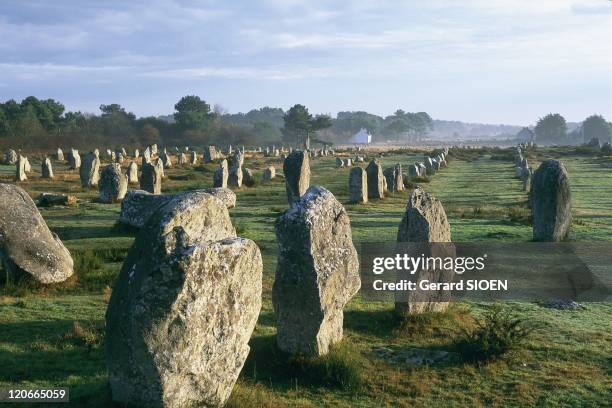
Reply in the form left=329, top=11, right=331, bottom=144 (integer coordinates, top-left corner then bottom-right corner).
left=349, top=128, right=372, bottom=144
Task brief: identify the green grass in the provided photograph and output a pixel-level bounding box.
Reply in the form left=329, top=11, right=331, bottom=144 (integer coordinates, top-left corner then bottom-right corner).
left=1, top=148, right=611, bottom=407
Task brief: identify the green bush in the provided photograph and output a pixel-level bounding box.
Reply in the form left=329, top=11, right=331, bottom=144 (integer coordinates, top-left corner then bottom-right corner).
left=455, top=305, right=533, bottom=363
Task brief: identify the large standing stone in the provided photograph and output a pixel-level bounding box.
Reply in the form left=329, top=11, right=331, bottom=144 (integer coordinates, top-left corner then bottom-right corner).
left=283, top=150, right=310, bottom=205
left=0, top=183, right=73, bottom=284
left=106, top=191, right=261, bottom=408
left=15, top=156, right=27, bottom=181
left=68, top=149, right=81, bottom=169
left=408, top=164, right=420, bottom=180
left=140, top=162, right=162, bottom=194
left=190, top=150, right=198, bottom=165
left=143, top=147, right=152, bottom=164
left=424, top=157, right=436, bottom=176
left=41, top=157, right=54, bottom=179
left=99, top=164, right=128, bottom=203
left=127, top=161, right=138, bottom=184
left=273, top=186, right=360, bottom=356
left=531, top=160, right=572, bottom=242
left=204, top=145, right=218, bottom=163
left=154, top=157, right=165, bottom=178
left=213, top=159, right=228, bottom=188
left=80, top=152, right=101, bottom=187
left=160, top=151, right=172, bottom=168
left=348, top=167, right=368, bottom=203
left=262, top=166, right=276, bottom=181
left=56, top=148, right=64, bottom=161
left=178, top=152, right=187, bottom=165
left=396, top=188, right=454, bottom=315
left=365, top=159, right=384, bottom=199
left=242, top=167, right=254, bottom=185
left=115, top=150, right=124, bottom=164
left=23, top=157, right=31, bottom=173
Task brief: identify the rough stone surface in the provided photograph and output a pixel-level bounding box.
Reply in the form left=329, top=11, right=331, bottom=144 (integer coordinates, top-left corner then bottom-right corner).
left=41, top=158, right=54, bottom=178
left=228, top=164, right=243, bottom=188
left=348, top=167, right=368, bottom=203
left=396, top=188, right=454, bottom=315
left=0, top=183, right=73, bottom=284
left=204, top=145, right=218, bottom=163
left=213, top=159, right=229, bottom=188
left=283, top=150, right=310, bottom=205
left=140, top=162, right=162, bottom=195
left=531, top=159, right=572, bottom=242
left=383, top=164, right=404, bottom=192
left=273, top=186, right=360, bottom=356
left=99, top=164, right=128, bottom=203
left=127, top=161, right=138, bottom=184
left=106, top=192, right=261, bottom=408
left=56, top=148, right=64, bottom=161
left=242, top=167, right=254, bottom=185
left=120, top=188, right=237, bottom=228
left=366, top=159, right=384, bottom=199
left=80, top=152, right=101, bottom=187
left=4, top=149, right=17, bottom=165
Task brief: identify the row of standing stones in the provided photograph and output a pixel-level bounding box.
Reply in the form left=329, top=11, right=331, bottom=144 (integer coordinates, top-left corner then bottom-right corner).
left=0, top=144, right=574, bottom=407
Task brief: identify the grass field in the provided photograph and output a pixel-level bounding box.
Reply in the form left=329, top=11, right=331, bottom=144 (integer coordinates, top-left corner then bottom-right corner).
left=0, top=147, right=611, bottom=407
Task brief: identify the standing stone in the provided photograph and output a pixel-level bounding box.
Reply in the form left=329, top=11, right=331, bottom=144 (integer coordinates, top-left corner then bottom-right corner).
left=115, top=150, right=124, bottom=164
left=155, top=157, right=165, bottom=179
left=213, top=159, right=229, bottom=188
left=160, top=152, right=172, bottom=168
left=99, top=164, right=128, bottom=203
left=424, top=157, right=436, bottom=176
left=56, top=148, right=64, bottom=161
left=134, top=148, right=140, bottom=159
left=228, top=164, right=243, bottom=188
left=190, top=150, right=198, bottom=165
left=336, top=157, right=344, bottom=168
left=531, top=160, right=572, bottom=242
left=523, top=169, right=532, bottom=193
left=396, top=188, right=454, bottom=315
left=41, top=157, right=54, bottom=179
left=262, top=166, right=276, bottom=182
left=23, top=157, right=31, bottom=173
left=68, top=149, right=81, bottom=169
left=365, top=159, right=384, bottom=199
left=0, top=183, right=74, bottom=284
left=283, top=150, right=310, bottom=205
left=273, top=186, right=360, bottom=356
left=383, top=164, right=404, bottom=192
left=140, top=162, right=162, bottom=195
left=408, top=164, right=420, bottom=180
left=106, top=191, right=261, bottom=408
left=80, top=152, right=101, bottom=188
left=4, top=149, right=17, bottom=165
left=150, top=143, right=158, bottom=156
left=178, top=152, right=187, bottom=165
left=204, top=146, right=218, bottom=163
left=242, top=167, right=254, bottom=185
left=348, top=167, right=368, bottom=203
left=127, top=161, right=138, bottom=184
left=15, top=156, right=27, bottom=181
left=143, top=147, right=151, bottom=164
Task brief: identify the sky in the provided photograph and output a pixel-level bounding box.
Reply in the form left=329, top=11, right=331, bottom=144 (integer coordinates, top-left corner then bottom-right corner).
left=1, top=0, right=611, bottom=125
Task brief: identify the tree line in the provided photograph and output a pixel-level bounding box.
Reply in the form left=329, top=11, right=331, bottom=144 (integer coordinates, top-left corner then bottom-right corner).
left=1, top=95, right=609, bottom=150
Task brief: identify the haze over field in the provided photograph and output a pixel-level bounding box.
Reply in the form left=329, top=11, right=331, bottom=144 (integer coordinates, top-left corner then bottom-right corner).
left=1, top=0, right=611, bottom=125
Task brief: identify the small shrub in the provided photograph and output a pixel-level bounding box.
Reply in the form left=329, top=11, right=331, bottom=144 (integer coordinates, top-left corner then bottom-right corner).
left=244, top=174, right=260, bottom=187
left=455, top=305, right=533, bottom=363
left=74, top=250, right=103, bottom=274
left=287, top=345, right=364, bottom=390
left=473, top=205, right=483, bottom=216
left=59, top=321, right=103, bottom=351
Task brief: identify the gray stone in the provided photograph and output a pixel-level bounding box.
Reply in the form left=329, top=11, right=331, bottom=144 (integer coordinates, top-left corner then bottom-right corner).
left=348, top=167, right=368, bottom=203
left=160, top=152, right=172, bottom=168
left=336, top=157, right=344, bottom=167
left=41, top=157, right=54, bottom=178
left=106, top=191, right=261, bottom=408
left=178, top=152, right=187, bottom=165
left=396, top=188, right=454, bottom=315
left=190, top=150, right=198, bottom=165
left=204, top=146, right=218, bottom=163
left=56, top=148, right=64, bottom=161
left=228, top=164, right=243, bottom=188
left=283, top=150, right=310, bottom=204
left=37, top=193, right=76, bottom=207
left=0, top=183, right=73, bottom=284
left=531, top=160, right=571, bottom=242
left=242, top=167, right=254, bottom=185
left=213, top=159, right=229, bottom=188
left=80, top=152, right=100, bottom=187
left=262, top=166, right=276, bottom=181
left=68, top=149, right=81, bottom=169
left=365, top=159, right=384, bottom=199
left=383, top=164, right=404, bottom=192
left=140, top=162, right=162, bottom=195
left=127, top=161, right=138, bottom=184
left=273, top=186, right=360, bottom=356
left=3, top=149, right=17, bottom=165
left=99, top=164, right=128, bottom=203
left=15, top=156, right=27, bottom=181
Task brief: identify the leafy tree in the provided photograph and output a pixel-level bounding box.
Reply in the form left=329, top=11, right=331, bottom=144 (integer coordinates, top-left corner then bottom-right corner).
left=174, top=95, right=215, bottom=131
left=282, top=104, right=332, bottom=147
left=582, top=114, right=611, bottom=143
left=534, top=113, right=567, bottom=144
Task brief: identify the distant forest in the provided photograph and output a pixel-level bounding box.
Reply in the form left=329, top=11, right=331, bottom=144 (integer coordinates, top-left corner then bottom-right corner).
left=1, top=95, right=610, bottom=150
